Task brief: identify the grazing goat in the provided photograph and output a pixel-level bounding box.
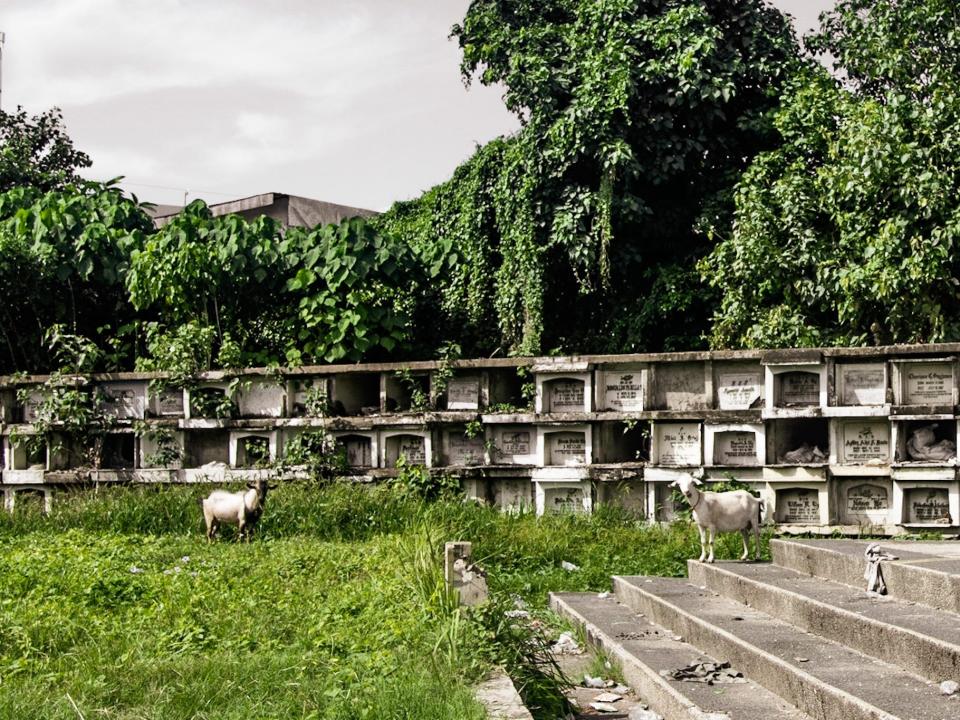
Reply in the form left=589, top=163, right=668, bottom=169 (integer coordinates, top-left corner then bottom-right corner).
left=201, top=478, right=276, bottom=542
left=671, top=474, right=763, bottom=563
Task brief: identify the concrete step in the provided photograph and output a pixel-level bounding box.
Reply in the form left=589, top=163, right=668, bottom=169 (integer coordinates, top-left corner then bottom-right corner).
left=549, top=591, right=813, bottom=720
left=613, top=575, right=960, bottom=720
left=771, top=538, right=960, bottom=613
left=687, top=559, right=960, bottom=684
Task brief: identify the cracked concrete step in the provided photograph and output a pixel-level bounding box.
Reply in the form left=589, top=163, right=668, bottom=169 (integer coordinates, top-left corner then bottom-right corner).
left=772, top=539, right=960, bottom=613
left=550, top=591, right=813, bottom=720
left=687, top=559, right=960, bottom=684
left=614, top=575, right=960, bottom=720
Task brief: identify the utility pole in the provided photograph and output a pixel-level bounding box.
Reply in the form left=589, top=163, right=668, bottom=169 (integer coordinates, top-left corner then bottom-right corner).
left=0, top=32, right=5, bottom=110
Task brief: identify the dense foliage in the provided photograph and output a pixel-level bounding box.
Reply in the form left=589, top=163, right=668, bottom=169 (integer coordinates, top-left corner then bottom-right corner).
left=378, top=0, right=800, bottom=355
left=701, top=0, right=960, bottom=348
left=0, top=107, right=92, bottom=193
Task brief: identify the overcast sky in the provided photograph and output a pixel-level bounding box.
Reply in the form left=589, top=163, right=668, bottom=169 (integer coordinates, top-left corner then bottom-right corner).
left=2, top=0, right=835, bottom=211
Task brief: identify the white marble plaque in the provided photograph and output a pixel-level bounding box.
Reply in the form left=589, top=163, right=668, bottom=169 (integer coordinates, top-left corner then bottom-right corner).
left=904, top=365, right=954, bottom=405
left=779, top=489, right=820, bottom=524
left=779, top=372, right=820, bottom=405
left=714, top=431, right=757, bottom=466
left=447, top=376, right=480, bottom=410
left=548, top=432, right=586, bottom=465
left=840, top=422, right=890, bottom=464
left=500, top=431, right=531, bottom=456
left=544, top=487, right=585, bottom=514
left=156, top=389, right=184, bottom=416
left=548, top=380, right=585, bottom=412
left=341, top=437, right=372, bottom=467
left=717, top=373, right=761, bottom=410
left=844, top=483, right=889, bottom=523
left=604, top=372, right=643, bottom=411
left=398, top=436, right=426, bottom=465
left=906, top=488, right=951, bottom=524
left=658, top=424, right=701, bottom=466
left=839, top=365, right=886, bottom=405
left=448, top=434, right=484, bottom=465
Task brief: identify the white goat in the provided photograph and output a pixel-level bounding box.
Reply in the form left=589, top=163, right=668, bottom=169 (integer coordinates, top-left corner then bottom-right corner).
left=671, top=474, right=763, bottom=563
left=201, top=478, right=276, bottom=542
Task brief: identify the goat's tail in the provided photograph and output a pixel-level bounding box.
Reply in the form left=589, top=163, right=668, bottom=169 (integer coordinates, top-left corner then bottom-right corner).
left=758, top=500, right=765, bottom=526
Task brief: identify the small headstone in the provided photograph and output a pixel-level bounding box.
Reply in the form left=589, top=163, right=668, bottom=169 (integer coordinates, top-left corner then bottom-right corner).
left=604, top=372, right=644, bottom=411
left=779, top=371, right=820, bottom=406
left=778, top=489, right=820, bottom=524
left=548, top=380, right=585, bottom=412
left=717, top=372, right=761, bottom=410
left=903, top=364, right=953, bottom=405
left=839, top=364, right=886, bottom=406
left=657, top=424, right=701, bottom=466
left=840, top=422, right=890, bottom=464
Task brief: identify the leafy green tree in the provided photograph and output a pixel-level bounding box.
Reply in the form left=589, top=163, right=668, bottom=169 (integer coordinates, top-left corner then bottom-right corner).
left=380, top=0, right=800, bottom=355
left=0, top=182, right=152, bottom=372
left=702, top=0, right=960, bottom=348
left=0, top=107, right=92, bottom=192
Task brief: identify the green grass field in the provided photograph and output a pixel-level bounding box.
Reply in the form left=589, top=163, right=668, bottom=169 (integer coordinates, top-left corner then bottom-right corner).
left=0, top=483, right=771, bottom=719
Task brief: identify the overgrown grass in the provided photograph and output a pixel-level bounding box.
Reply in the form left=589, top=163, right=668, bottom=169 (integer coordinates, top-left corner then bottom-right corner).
left=0, top=483, right=774, bottom=718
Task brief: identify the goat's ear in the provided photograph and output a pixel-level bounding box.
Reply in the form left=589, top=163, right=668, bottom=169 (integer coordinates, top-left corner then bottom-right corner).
left=668, top=480, right=678, bottom=488
left=691, top=477, right=703, bottom=486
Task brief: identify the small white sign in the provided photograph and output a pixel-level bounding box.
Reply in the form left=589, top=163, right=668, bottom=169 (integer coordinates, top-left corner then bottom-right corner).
left=840, top=422, right=890, bottom=464
left=657, top=424, right=701, bottom=466
left=604, top=372, right=643, bottom=411
left=717, top=373, right=761, bottom=410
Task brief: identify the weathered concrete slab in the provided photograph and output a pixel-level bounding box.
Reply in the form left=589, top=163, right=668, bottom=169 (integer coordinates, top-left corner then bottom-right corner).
left=614, top=575, right=960, bottom=720
left=772, top=538, right=960, bottom=613
left=551, top=591, right=813, bottom=720
left=688, top=559, right=960, bottom=683
left=474, top=672, right=533, bottom=720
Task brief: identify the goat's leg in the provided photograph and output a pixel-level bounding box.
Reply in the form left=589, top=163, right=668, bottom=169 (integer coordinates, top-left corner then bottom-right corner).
left=740, top=528, right=750, bottom=561
left=753, top=521, right=761, bottom=561
left=697, top=525, right=707, bottom=562
left=706, top=527, right=715, bottom=563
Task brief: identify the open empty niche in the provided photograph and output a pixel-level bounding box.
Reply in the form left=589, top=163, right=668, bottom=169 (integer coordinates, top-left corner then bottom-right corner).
left=895, top=421, right=957, bottom=463
left=775, top=487, right=822, bottom=524
left=541, top=377, right=587, bottom=413
left=288, top=378, right=328, bottom=417
left=336, top=434, right=373, bottom=468
left=189, top=386, right=234, bottom=419
left=331, top=373, right=380, bottom=416
left=487, top=369, right=525, bottom=410
left=443, top=429, right=485, bottom=466
left=234, top=435, right=272, bottom=467
left=713, top=431, right=759, bottom=466
left=775, top=370, right=821, bottom=407
left=7, top=438, right=45, bottom=470
left=769, top=419, right=829, bottom=464
left=384, top=434, right=427, bottom=467
left=186, top=431, right=230, bottom=466
left=903, top=487, right=952, bottom=524
left=101, top=434, right=136, bottom=469
left=385, top=372, right=430, bottom=412
left=545, top=430, right=587, bottom=465
left=440, top=374, right=481, bottom=411
left=596, top=421, right=648, bottom=463
left=654, top=483, right=679, bottom=522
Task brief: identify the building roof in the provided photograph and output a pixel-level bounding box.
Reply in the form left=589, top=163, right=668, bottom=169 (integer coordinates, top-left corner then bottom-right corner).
left=152, top=192, right=377, bottom=228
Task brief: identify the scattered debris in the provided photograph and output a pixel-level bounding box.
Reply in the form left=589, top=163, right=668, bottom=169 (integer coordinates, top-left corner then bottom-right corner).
left=940, top=680, right=959, bottom=696
left=795, top=657, right=809, bottom=663
left=628, top=708, right=664, bottom=720
left=589, top=701, right=618, bottom=713
left=663, top=660, right=745, bottom=685
left=583, top=675, right=607, bottom=688
left=593, top=692, right=622, bottom=703
left=504, top=609, right=530, bottom=619
left=128, top=565, right=143, bottom=574
left=561, top=560, right=581, bottom=572
left=615, top=630, right=648, bottom=640
left=670, top=634, right=683, bottom=642
left=597, top=591, right=610, bottom=599
left=864, top=543, right=898, bottom=595
left=553, top=631, right=583, bottom=655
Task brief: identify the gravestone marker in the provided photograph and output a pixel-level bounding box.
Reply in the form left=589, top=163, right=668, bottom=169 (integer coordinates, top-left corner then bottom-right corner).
left=903, top=364, right=954, bottom=405
left=839, top=365, right=886, bottom=405
left=447, top=376, right=480, bottom=410
left=548, top=380, right=585, bottom=412
left=604, top=372, right=643, bottom=411
left=717, top=373, right=761, bottom=410
left=156, top=389, right=184, bottom=416
left=500, top=430, right=531, bottom=457
left=779, top=371, right=820, bottom=406
left=548, top=432, right=586, bottom=465
left=544, top=486, right=585, bottom=513
left=906, top=488, right=952, bottom=524
left=714, top=431, right=757, bottom=466
left=448, top=433, right=484, bottom=465
left=844, top=483, right=889, bottom=524
left=658, top=424, right=701, bottom=466
left=398, top=436, right=425, bottom=465
left=840, top=422, right=890, bottom=463
left=779, top=489, right=820, bottom=523
left=341, top=436, right=372, bottom=467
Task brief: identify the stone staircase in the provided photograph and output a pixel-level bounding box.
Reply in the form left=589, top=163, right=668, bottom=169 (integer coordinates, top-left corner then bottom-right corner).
left=551, top=539, right=960, bottom=720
